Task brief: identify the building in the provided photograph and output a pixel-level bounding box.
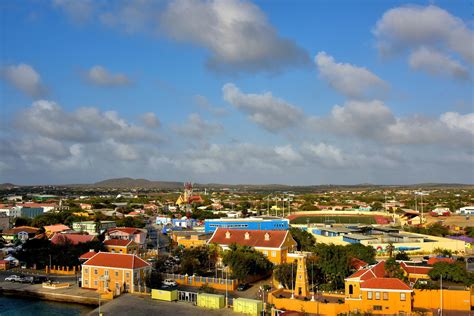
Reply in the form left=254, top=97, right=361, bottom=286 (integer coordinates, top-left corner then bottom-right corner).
left=72, top=221, right=117, bottom=236
left=344, top=261, right=413, bottom=315
left=81, top=252, right=151, bottom=295
left=457, top=206, right=474, bottom=215
left=20, top=207, right=44, bottom=218
left=207, top=228, right=297, bottom=265
left=0, top=213, right=10, bottom=232
left=44, top=224, right=71, bottom=238
left=204, top=217, right=289, bottom=233
left=104, top=239, right=138, bottom=254
left=170, top=231, right=212, bottom=248
left=106, top=227, right=147, bottom=249
left=2, top=226, right=39, bottom=242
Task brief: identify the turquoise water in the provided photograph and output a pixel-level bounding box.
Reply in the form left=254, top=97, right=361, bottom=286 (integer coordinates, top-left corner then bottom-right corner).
left=0, top=296, right=94, bottom=316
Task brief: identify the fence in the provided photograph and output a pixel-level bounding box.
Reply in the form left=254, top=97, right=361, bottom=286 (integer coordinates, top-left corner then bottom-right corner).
left=162, top=273, right=237, bottom=291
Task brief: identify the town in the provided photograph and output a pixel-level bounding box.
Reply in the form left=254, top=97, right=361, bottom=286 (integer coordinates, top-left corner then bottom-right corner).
left=1, top=181, right=474, bottom=315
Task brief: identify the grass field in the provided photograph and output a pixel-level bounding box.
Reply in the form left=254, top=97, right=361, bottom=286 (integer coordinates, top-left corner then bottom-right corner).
left=290, top=215, right=376, bottom=224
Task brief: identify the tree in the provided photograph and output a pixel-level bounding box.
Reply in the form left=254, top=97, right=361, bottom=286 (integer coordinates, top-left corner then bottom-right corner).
left=395, top=251, right=410, bottom=261
left=385, top=242, right=395, bottom=258
left=14, top=217, right=32, bottom=227
left=273, top=262, right=296, bottom=289
left=312, top=243, right=350, bottom=290
left=222, top=245, right=273, bottom=281
left=384, top=257, right=407, bottom=282
left=145, top=270, right=163, bottom=289
left=290, top=227, right=315, bottom=251
left=179, top=245, right=217, bottom=276
left=428, top=262, right=471, bottom=285
left=433, top=248, right=452, bottom=257
left=346, top=244, right=376, bottom=264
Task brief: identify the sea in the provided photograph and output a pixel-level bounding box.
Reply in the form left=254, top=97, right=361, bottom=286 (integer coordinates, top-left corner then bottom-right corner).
left=0, top=296, right=94, bottom=316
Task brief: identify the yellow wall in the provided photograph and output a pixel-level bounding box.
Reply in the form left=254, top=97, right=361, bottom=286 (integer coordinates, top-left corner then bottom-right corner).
left=151, top=289, right=178, bottom=301
left=171, top=274, right=237, bottom=291
left=197, top=293, right=225, bottom=309
left=177, top=238, right=207, bottom=248
left=105, top=244, right=138, bottom=254
left=345, top=280, right=361, bottom=298
left=346, top=290, right=412, bottom=315
left=413, top=289, right=471, bottom=311
left=82, top=266, right=149, bottom=294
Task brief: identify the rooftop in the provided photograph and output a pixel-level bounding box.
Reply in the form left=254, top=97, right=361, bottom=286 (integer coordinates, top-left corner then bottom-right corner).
left=83, top=252, right=150, bottom=269
left=208, top=228, right=293, bottom=249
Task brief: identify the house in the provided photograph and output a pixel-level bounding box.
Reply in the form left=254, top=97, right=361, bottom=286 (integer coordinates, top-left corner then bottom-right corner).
left=79, top=250, right=97, bottom=262
left=103, top=239, right=138, bottom=254
left=0, top=213, right=10, bottom=232
left=345, top=261, right=413, bottom=315
left=2, top=226, right=39, bottom=242
left=50, top=233, right=97, bottom=246
left=81, top=252, right=151, bottom=295
left=0, top=259, right=10, bottom=270
left=72, top=221, right=117, bottom=236
left=170, top=231, right=212, bottom=248
left=106, top=227, right=147, bottom=249
left=207, top=228, right=297, bottom=265
left=400, top=261, right=431, bottom=282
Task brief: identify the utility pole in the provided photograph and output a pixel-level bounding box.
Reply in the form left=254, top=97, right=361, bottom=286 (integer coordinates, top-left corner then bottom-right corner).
left=440, top=274, right=443, bottom=316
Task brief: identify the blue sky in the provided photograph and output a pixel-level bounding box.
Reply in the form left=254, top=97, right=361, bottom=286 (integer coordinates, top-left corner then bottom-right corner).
left=0, top=0, right=473, bottom=185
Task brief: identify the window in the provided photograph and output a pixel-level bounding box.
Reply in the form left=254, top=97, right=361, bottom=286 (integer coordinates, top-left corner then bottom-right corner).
left=105, top=270, right=109, bottom=276
left=383, top=292, right=388, bottom=300
left=349, top=285, right=353, bottom=295
left=373, top=306, right=382, bottom=311
left=367, top=291, right=372, bottom=300
left=375, top=292, right=380, bottom=300
left=94, top=280, right=98, bottom=286
left=84, top=268, right=89, bottom=274
left=263, top=251, right=268, bottom=256
left=126, top=272, right=130, bottom=278
left=400, top=293, right=406, bottom=301
left=271, top=251, right=276, bottom=257
left=115, top=271, right=119, bottom=277
left=94, top=269, right=98, bottom=275
left=84, top=280, right=89, bottom=285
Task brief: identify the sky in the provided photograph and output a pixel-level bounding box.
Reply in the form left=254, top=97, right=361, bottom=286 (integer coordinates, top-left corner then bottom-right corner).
left=0, top=0, right=473, bottom=185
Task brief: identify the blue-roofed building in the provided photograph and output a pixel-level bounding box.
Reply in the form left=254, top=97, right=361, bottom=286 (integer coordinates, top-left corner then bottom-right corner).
left=204, top=217, right=289, bottom=233
left=20, top=207, right=44, bottom=218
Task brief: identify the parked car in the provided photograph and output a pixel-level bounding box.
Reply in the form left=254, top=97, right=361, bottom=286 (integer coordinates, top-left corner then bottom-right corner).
left=33, top=276, right=49, bottom=284
left=163, top=279, right=178, bottom=287
left=20, top=276, right=35, bottom=284
left=237, top=283, right=250, bottom=291
left=5, top=275, right=23, bottom=282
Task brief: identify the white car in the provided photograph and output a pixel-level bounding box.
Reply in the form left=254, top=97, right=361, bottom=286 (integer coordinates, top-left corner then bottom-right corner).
left=163, top=279, right=177, bottom=287
left=5, top=275, right=22, bottom=282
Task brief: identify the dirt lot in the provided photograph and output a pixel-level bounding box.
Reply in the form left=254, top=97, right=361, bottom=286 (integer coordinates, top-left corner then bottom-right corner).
left=425, top=214, right=474, bottom=228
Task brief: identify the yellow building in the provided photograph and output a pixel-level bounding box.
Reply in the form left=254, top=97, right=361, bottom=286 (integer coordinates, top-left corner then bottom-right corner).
left=81, top=252, right=151, bottom=295
left=104, top=239, right=138, bottom=254
left=207, top=228, right=297, bottom=265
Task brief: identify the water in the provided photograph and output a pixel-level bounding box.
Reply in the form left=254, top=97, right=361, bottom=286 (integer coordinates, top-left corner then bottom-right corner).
left=0, top=296, right=94, bottom=316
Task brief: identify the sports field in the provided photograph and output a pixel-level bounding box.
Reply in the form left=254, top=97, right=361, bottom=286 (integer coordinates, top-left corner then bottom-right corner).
left=290, top=215, right=377, bottom=224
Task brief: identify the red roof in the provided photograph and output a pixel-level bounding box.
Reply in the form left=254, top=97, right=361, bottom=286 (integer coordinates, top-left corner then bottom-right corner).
left=108, top=227, right=142, bottom=235
left=208, top=228, right=293, bottom=249
left=361, top=278, right=411, bottom=291
left=104, top=239, right=133, bottom=247
left=51, top=234, right=96, bottom=245
left=79, top=251, right=97, bottom=260
left=427, top=257, right=455, bottom=265
left=346, top=261, right=385, bottom=281
left=3, top=226, right=39, bottom=235
left=400, top=262, right=432, bottom=275
left=44, top=224, right=71, bottom=232
left=350, top=257, right=368, bottom=270
left=83, top=252, right=150, bottom=269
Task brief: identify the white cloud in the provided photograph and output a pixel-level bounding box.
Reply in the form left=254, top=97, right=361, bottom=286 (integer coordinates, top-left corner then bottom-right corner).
left=374, top=5, right=473, bottom=77
left=160, top=0, right=309, bottom=73
left=2, top=63, right=46, bottom=98
left=222, top=83, right=304, bottom=132
left=314, top=52, right=388, bottom=99
left=140, top=112, right=161, bottom=128
left=274, top=145, right=302, bottom=163
left=194, top=95, right=227, bottom=116
left=174, top=113, right=223, bottom=139
left=302, top=142, right=346, bottom=167
left=85, top=65, right=131, bottom=87
left=409, top=47, right=469, bottom=79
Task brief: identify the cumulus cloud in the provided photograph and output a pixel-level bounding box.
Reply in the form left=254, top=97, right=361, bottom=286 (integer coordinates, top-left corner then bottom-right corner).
left=302, top=142, right=346, bottom=167
left=409, top=47, right=469, bottom=79
left=85, top=65, right=131, bottom=87
left=174, top=113, right=223, bottom=139
left=2, top=63, right=47, bottom=98
left=140, top=112, right=161, bottom=128
left=274, top=145, right=302, bottom=163
left=161, top=0, right=309, bottom=73
left=374, top=5, right=473, bottom=77
left=314, top=52, right=388, bottom=99
left=222, top=83, right=303, bottom=132
left=308, top=99, right=474, bottom=146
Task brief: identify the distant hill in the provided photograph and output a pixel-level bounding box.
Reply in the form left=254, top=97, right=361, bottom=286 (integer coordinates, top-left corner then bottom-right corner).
left=0, top=183, right=17, bottom=189
left=91, top=178, right=183, bottom=189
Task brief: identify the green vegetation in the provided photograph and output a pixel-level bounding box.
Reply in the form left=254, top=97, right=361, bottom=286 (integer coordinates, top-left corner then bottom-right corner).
left=222, top=244, right=273, bottom=281
left=428, top=262, right=474, bottom=285
left=289, top=227, right=315, bottom=251
left=290, top=216, right=376, bottom=225
left=384, top=257, right=407, bottom=282
left=145, top=270, right=163, bottom=289
left=176, top=245, right=218, bottom=276
left=404, top=223, right=449, bottom=237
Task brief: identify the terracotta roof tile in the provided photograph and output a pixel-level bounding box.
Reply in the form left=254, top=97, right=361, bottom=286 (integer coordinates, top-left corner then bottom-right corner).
left=79, top=251, right=97, bottom=260
left=361, top=278, right=411, bottom=291
left=104, top=239, right=133, bottom=247
left=51, top=234, right=96, bottom=245
left=83, top=252, right=150, bottom=269
left=208, top=228, right=293, bottom=249
left=3, top=226, right=39, bottom=234
left=427, top=257, right=455, bottom=265
left=400, top=262, right=432, bottom=275
left=44, top=224, right=71, bottom=232
left=107, top=227, right=142, bottom=235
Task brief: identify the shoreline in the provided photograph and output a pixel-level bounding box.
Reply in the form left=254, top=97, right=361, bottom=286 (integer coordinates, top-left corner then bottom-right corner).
left=0, top=287, right=100, bottom=306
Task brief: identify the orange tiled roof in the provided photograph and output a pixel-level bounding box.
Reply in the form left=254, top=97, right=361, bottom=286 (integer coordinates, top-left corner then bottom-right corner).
left=360, top=277, right=411, bottom=291
left=51, top=233, right=96, bottom=245
left=108, top=227, right=142, bottom=235
left=427, top=257, right=455, bottom=265
left=350, top=257, right=368, bottom=270
left=104, top=239, right=133, bottom=247
left=83, top=252, right=150, bottom=269
left=79, top=251, right=97, bottom=260
left=346, top=261, right=385, bottom=281
left=44, top=224, right=71, bottom=232
left=3, top=226, right=39, bottom=234
left=208, top=228, right=292, bottom=249
left=400, top=262, right=432, bottom=275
